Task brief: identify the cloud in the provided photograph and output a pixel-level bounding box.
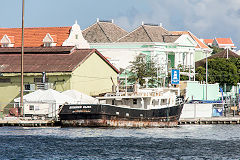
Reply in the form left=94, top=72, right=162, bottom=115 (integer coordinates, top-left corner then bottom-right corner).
left=115, top=0, right=240, bottom=49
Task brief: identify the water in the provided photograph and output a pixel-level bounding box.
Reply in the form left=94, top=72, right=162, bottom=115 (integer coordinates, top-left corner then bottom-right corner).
left=0, top=125, right=240, bottom=160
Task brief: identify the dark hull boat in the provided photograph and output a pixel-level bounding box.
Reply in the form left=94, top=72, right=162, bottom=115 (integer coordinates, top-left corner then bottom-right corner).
left=59, top=88, right=184, bottom=127
left=59, top=103, right=184, bottom=127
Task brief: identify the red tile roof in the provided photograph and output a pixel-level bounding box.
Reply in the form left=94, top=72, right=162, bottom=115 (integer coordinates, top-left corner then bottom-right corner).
left=203, top=39, right=213, bottom=44
left=51, top=35, right=57, bottom=42
left=215, top=38, right=234, bottom=45
left=0, top=47, right=119, bottom=73
left=8, top=36, right=15, bottom=43
left=0, top=27, right=71, bottom=47
left=171, top=31, right=209, bottom=49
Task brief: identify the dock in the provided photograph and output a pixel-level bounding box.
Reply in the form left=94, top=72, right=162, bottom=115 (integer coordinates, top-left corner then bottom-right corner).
left=0, top=117, right=58, bottom=127
left=179, top=117, right=240, bottom=125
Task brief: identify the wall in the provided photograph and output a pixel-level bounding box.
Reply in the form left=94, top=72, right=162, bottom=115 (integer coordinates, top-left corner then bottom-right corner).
left=71, top=52, right=118, bottom=96
left=0, top=73, right=71, bottom=116
left=182, top=81, right=220, bottom=101
left=23, top=102, right=49, bottom=116
left=180, top=103, right=213, bottom=119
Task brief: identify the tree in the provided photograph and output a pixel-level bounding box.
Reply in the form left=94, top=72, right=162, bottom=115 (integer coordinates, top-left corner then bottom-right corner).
left=209, top=46, right=224, bottom=55
left=177, top=64, right=190, bottom=81
left=195, top=66, right=205, bottom=82
left=195, top=58, right=239, bottom=85
left=128, top=55, right=159, bottom=87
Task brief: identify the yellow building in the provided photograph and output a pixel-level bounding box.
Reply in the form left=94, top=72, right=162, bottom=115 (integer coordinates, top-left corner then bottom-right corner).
left=0, top=46, right=119, bottom=115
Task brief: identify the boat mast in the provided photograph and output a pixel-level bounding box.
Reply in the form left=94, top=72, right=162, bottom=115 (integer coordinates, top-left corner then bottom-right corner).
left=20, top=0, right=24, bottom=115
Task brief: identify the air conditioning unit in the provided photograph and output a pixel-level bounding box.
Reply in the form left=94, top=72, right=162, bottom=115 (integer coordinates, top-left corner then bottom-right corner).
left=36, top=83, right=53, bottom=90
left=24, top=84, right=35, bottom=91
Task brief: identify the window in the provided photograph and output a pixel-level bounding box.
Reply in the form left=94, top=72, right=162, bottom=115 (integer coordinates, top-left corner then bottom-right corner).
left=161, top=99, right=167, bottom=105
left=2, top=44, right=9, bottom=47
left=29, top=105, right=34, bottom=110
left=24, top=84, right=35, bottom=91
left=133, top=99, right=137, bottom=104
left=0, top=78, right=11, bottom=83
left=35, top=106, right=40, bottom=111
left=44, top=43, right=51, bottom=47
left=25, top=84, right=31, bottom=91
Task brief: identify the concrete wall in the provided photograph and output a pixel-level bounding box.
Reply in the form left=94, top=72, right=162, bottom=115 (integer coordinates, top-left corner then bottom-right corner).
left=180, top=103, right=213, bottom=119
left=182, top=81, right=220, bottom=101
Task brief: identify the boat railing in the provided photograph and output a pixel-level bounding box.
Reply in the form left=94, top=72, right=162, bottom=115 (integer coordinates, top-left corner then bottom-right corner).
left=105, top=91, right=167, bottom=97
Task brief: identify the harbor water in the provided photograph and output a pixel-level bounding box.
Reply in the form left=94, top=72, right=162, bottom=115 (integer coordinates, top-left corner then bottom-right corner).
left=1, top=125, right=240, bottom=159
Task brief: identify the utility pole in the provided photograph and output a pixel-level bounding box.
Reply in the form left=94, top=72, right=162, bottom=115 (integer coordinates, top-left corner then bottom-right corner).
left=206, top=51, right=208, bottom=100
left=20, top=0, right=24, bottom=116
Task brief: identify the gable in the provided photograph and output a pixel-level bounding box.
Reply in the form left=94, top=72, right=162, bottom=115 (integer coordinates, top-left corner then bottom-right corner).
left=1, top=35, right=11, bottom=44
left=171, top=31, right=209, bottom=49
left=43, top=33, right=54, bottom=43
left=174, top=34, right=197, bottom=47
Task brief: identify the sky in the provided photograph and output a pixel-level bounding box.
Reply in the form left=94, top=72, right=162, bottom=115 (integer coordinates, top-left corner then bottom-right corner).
left=1, top=0, right=240, bottom=49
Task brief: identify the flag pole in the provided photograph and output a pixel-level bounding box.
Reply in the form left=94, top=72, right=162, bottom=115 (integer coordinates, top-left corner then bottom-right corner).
left=20, top=0, right=24, bottom=116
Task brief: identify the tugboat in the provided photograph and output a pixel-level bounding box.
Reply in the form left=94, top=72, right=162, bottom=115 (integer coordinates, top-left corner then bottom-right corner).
left=59, top=87, right=184, bottom=127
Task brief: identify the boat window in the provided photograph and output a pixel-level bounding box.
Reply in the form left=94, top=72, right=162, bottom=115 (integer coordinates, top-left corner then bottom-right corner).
left=161, top=99, right=167, bottom=105
left=152, top=99, right=159, bottom=106
left=29, top=105, right=34, bottom=110
left=133, top=99, right=137, bottom=104
left=35, top=106, right=40, bottom=111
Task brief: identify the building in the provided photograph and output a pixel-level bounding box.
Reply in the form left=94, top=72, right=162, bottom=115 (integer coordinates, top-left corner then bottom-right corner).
left=203, top=39, right=214, bottom=47
left=83, top=20, right=207, bottom=85
left=170, top=31, right=212, bottom=62
left=0, top=46, right=119, bottom=115
left=212, top=38, right=236, bottom=50
left=0, top=20, right=89, bottom=49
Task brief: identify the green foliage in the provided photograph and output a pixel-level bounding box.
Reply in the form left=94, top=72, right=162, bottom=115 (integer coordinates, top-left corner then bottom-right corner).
left=210, top=46, right=224, bottom=55
left=195, top=58, right=239, bottom=85
left=195, top=66, right=205, bottom=82
left=177, top=64, right=190, bottom=80
left=128, top=55, right=159, bottom=87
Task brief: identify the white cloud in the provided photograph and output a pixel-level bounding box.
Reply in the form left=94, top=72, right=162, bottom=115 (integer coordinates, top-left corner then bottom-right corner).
left=115, top=0, right=240, bottom=49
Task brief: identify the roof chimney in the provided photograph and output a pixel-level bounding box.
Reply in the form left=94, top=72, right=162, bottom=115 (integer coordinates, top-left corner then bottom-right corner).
left=111, top=19, right=114, bottom=23
left=142, top=21, right=144, bottom=25
left=97, top=18, right=99, bottom=22
left=160, top=23, right=163, bottom=27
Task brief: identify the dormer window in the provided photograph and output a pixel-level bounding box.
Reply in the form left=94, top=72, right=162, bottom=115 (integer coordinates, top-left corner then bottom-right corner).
left=2, top=44, right=9, bottom=47
left=43, top=33, right=57, bottom=47
left=44, top=43, right=51, bottom=47
left=1, top=35, right=14, bottom=47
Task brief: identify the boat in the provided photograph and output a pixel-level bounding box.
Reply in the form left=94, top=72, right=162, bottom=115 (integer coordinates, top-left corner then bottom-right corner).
left=59, top=88, right=184, bottom=127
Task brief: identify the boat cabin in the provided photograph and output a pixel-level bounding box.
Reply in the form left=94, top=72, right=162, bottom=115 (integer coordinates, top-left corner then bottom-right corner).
left=97, top=88, right=179, bottom=109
